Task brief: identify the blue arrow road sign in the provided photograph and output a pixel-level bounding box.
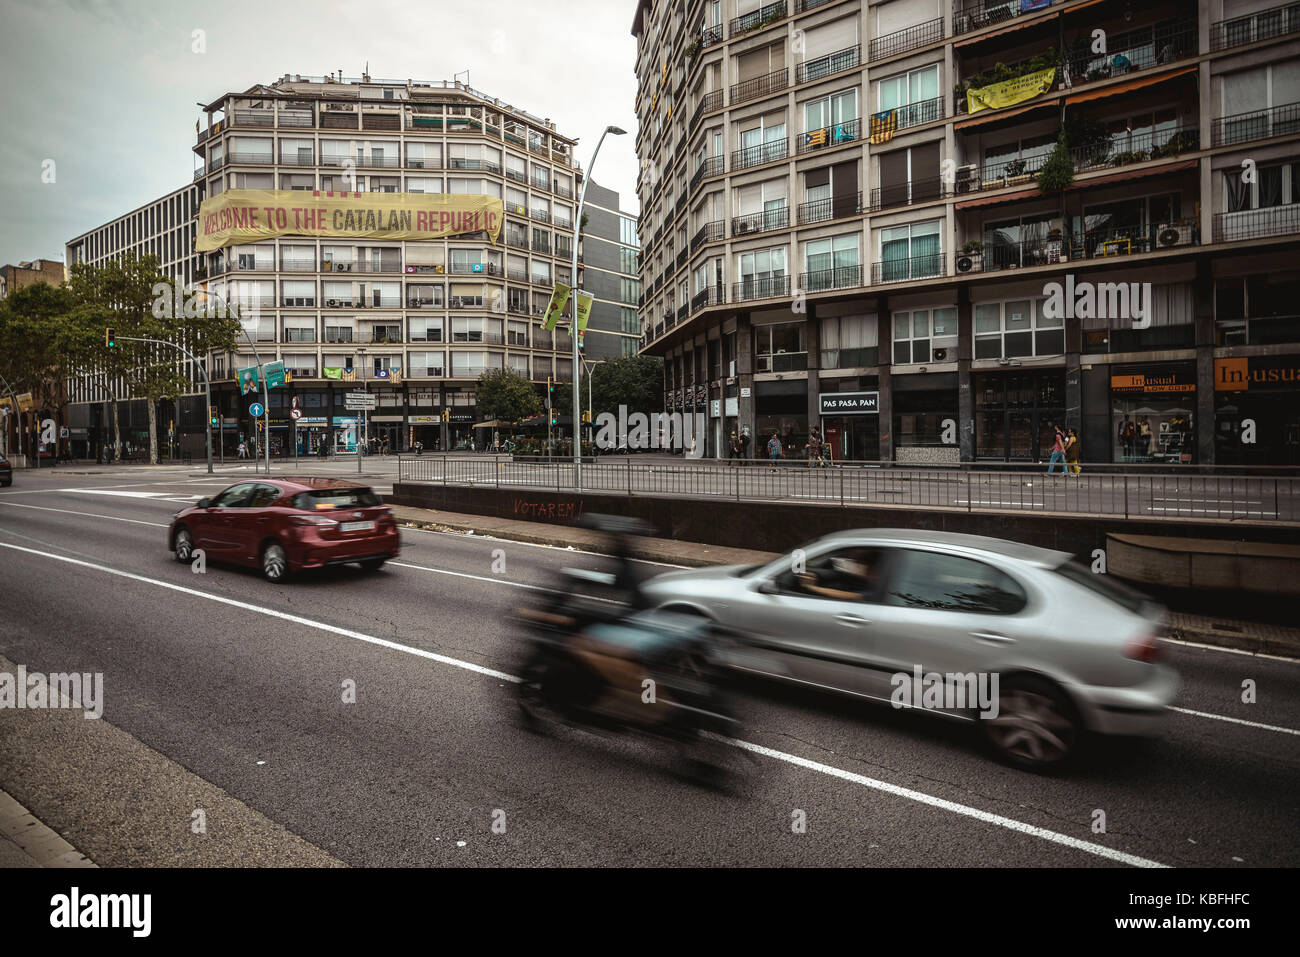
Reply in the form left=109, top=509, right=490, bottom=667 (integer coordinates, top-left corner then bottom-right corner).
left=249, top=402, right=264, bottom=417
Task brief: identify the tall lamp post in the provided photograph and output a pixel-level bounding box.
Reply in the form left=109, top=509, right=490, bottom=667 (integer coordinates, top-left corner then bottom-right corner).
left=570, top=124, right=626, bottom=489
left=582, top=357, right=606, bottom=447
left=204, top=288, right=270, bottom=475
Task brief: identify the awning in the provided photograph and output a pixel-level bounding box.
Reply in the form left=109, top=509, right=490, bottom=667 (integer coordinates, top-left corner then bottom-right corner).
left=955, top=186, right=1041, bottom=210
left=955, top=11, right=1058, bottom=49
left=954, top=100, right=1057, bottom=131
left=1065, top=66, right=1198, bottom=106
left=471, top=419, right=513, bottom=429
left=1067, top=159, right=1197, bottom=191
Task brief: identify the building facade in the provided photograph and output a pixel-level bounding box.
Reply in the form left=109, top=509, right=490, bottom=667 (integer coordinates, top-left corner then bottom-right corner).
left=0, top=259, right=66, bottom=300
left=66, top=74, right=587, bottom=456
left=580, top=181, right=644, bottom=360
left=633, top=0, right=1300, bottom=465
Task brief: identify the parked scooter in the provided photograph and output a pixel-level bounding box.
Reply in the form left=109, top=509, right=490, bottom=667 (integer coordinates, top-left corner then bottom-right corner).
left=513, top=514, right=738, bottom=785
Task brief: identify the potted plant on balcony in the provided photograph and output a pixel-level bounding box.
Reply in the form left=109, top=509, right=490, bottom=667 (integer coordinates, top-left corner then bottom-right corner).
left=685, top=37, right=701, bottom=60
left=954, top=83, right=968, bottom=114
left=1036, top=132, right=1075, bottom=193
left=1003, top=157, right=1030, bottom=186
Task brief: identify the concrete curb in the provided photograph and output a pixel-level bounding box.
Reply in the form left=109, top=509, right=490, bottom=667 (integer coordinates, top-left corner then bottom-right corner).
left=0, top=788, right=96, bottom=868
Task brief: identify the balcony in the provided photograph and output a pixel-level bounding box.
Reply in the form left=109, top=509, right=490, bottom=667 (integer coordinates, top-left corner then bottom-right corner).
left=800, top=264, right=864, bottom=292
left=228, top=259, right=275, bottom=272
left=731, top=206, right=789, bottom=237
left=449, top=262, right=501, bottom=275
left=530, top=209, right=551, bottom=223
left=701, top=23, right=724, bottom=47
left=797, top=118, right=860, bottom=154
left=506, top=233, right=529, bottom=250
left=1213, top=206, right=1300, bottom=244
left=193, top=166, right=205, bottom=180
left=796, top=45, right=860, bottom=84
left=953, top=0, right=1061, bottom=37
left=227, top=151, right=274, bottom=165
left=869, top=177, right=949, bottom=212
left=677, top=304, right=689, bottom=324
left=730, top=0, right=787, bottom=38
left=690, top=221, right=725, bottom=252
left=677, top=247, right=689, bottom=269
left=279, top=111, right=313, bottom=128
left=869, top=18, right=943, bottom=62
left=278, top=152, right=316, bottom=166
left=690, top=286, right=725, bottom=312
left=1212, top=101, right=1300, bottom=147
left=405, top=263, right=447, bottom=275
left=691, top=154, right=724, bottom=191
left=553, top=182, right=573, bottom=198
left=505, top=168, right=527, bottom=183
left=889, top=95, right=945, bottom=132
left=1210, top=2, right=1300, bottom=51
left=1062, top=22, right=1197, bottom=86
left=732, top=275, right=791, bottom=302
left=971, top=235, right=1070, bottom=273
left=796, top=193, right=862, bottom=226
left=730, top=68, right=789, bottom=107
left=358, top=329, right=404, bottom=344
left=870, top=254, right=944, bottom=284
left=406, top=297, right=445, bottom=309
left=756, top=350, right=808, bottom=373
left=795, top=0, right=835, bottom=10
left=731, top=137, right=788, bottom=171
left=448, top=297, right=487, bottom=309
left=232, top=110, right=275, bottom=127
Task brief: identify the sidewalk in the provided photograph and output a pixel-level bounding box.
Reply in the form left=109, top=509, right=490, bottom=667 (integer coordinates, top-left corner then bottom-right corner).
left=0, top=788, right=96, bottom=868
left=390, top=503, right=1300, bottom=660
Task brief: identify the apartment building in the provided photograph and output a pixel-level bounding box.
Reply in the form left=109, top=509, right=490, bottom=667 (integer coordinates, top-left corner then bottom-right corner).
left=0, top=259, right=66, bottom=300
left=66, top=74, right=584, bottom=455
left=580, top=180, right=644, bottom=360
left=633, top=0, right=1300, bottom=465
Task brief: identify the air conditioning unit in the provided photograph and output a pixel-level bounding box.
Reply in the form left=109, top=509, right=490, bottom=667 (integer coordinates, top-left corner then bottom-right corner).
left=932, top=348, right=948, bottom=362
left=955, top=164, right=981, bottom=194
left=1157, top=222, right=1193, bottom=247
left=486, top=263, right=497, bottom=275
left=736, top=221, right=752, bottom=235
left=956, top=254, right=980, bottom=273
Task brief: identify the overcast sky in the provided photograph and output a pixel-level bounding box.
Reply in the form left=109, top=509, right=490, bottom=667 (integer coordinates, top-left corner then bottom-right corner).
left=0, top=0, right=641, bottom=268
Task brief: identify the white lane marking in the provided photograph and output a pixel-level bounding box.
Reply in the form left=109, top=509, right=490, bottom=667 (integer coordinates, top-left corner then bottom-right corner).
left=1161, top=636, right=1300, bottom=665
left=0, top=501, right=169, bottom=528
left=0, top=539, right=1171, bottom=869
left=396, top=524, right=691, bottom=568
left=0, top=541, right=518, bottom=682
left=389, top=560, right=623, bottom=604
left=1168, top=707, right=1300, bottom=736
left=56, top=489, right=171, bottom=499
left=718, top=736, right=1168, bottom=868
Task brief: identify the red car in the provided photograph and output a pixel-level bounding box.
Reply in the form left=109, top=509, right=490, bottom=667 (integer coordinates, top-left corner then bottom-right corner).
left=169, top=478, right=400, bottom=582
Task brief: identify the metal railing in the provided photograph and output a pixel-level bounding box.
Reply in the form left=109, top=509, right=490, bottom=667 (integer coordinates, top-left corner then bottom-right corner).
left=701, top=23, right=724, bottom=47
left=690, top=285, right=725, bottom=311
left=797, top=117, right=861, bottom=154
left=731, top=206, right=790, bottom=236
left=226, top=152, right=275, bottom=165
left=1063, top=23, right=1198, bottom=84
left=796, top=193, right=862, bottom=225
left=800, top=264, right=864, bottom=292
left=690, top=221, right=725, bottom=252
left=953, top=0, right=1058, bottom=37
left=731, top=137, right=789, bottom=171
left=730, top=0, right=787, bottom=38
left=732, top=275, right=791, bottom=301
left=869, top=18, right=943, bottom=61
left=869, top=177, right=950, bottom=212
left=1213, top=206, right=1300, bottom=243
left=393, top=457, right=1300, bottom=525
left=871, top=253, right=945, bottom=284
left=1211, top=101, right=1300, bottom=147
left=1210, top=1, right=1300, bottom=51
left=797, top=45, right=860, bottom=84
left=730, top=68, right=789, bottom=107
left=890, top=95, right=945, bottom=131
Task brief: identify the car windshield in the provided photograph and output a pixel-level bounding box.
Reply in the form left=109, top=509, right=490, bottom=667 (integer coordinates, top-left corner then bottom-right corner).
left=292, top=488, right=381, bottom=510
left=1053, top=560, right=1150, bottom=615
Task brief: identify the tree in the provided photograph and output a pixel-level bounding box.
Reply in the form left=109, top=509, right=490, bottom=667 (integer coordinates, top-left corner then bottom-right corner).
left=476, top=369, right=542, bottom=424
left=1036, top=130, right=1076, bottom=193
left=65, top=254, right=242, bottom=464
left=588, top=355, right=664, bottom=417
left=0, top=281, right=80, bottom=457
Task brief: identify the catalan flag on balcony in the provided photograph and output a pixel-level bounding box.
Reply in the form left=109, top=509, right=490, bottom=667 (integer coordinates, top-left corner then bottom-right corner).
left=377, top=366, right=402, bottom=384
left=869, top=110, right=897, bottom=145
left=341, top=368, right=357, bottom=381
left=803, top=128, right=828, bottom=149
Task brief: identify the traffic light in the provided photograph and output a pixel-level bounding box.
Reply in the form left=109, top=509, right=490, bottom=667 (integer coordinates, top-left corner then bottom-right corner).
left=550, top=409, right=559, bottom=426
left=105, top=328, right=116, bottom=348
left=209, top=406, right=220, bottom=427
left=441, top=408, right=450, bottom=423
left=582, top=410, right=591, bottom=424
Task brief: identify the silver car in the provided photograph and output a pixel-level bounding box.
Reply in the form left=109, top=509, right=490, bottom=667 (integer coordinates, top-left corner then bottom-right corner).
left=640, top=529, right=1178, bottom=771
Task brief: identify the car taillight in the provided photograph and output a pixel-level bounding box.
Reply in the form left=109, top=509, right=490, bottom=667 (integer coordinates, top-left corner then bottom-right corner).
left=290, top=515, right=339, bottom=527
left=1124, top=630, right=1163, bottom=663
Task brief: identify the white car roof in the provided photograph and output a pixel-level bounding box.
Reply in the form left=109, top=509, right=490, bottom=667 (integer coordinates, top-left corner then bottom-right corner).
left=815, top=528, right=1072, bottom=569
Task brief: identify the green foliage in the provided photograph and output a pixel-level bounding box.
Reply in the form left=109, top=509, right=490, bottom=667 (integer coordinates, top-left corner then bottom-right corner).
left=0, top=281, right=78, bottom=412
left=588, top=355, right=664, bottom=418
left=1036, top=132, right=1076, bottom=193
left=476, top=368, right=542, bottom=423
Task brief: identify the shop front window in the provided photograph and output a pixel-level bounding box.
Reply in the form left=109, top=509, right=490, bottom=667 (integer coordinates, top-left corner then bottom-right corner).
left=1111, top=365, right=1196, bottom=463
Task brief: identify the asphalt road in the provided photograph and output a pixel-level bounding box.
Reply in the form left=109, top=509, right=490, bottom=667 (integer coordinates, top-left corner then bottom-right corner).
left=1, top=465, right=1298, bottom=867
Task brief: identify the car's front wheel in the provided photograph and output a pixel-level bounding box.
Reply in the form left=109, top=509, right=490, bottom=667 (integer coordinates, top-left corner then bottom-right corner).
left=359, top=558, right=386, bottom=572
left=174, top=527, right=194, bottom=563
left=261, top=542, right=290, bottom=582
left=980, top=675, right=1080, bottom=772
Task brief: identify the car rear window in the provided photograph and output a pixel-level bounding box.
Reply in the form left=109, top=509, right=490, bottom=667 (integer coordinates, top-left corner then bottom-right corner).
left=1053, top=561, right=1149, bottom=615
left=292, top=488, right=381, bottom=510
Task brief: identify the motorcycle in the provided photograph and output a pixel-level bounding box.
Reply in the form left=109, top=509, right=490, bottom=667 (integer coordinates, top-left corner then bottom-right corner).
left=513, top=515, right=739, bottom=786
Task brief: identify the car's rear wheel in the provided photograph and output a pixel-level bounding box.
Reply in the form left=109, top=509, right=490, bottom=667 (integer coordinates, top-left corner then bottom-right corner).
left=981, top=675, right=1080, bottom=771
left=261, top=542, right=290, bottom=582
left=174, top=527, right=194, bottom=563
left=359, top=558, right=386, bottom=572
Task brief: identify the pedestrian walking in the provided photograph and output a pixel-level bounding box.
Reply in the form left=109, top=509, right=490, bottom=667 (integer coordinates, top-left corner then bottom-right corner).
left=1046, top=423, right=1066, bottom=474
left=739, top=427, right=751, bottom=467
left=806, top=429, right=827, bottom=469
left=727, top=430, right=739, bottom=466
left=1065, top=428, right=1081, bottom=476
left=767, top=431, right=781, bottom=470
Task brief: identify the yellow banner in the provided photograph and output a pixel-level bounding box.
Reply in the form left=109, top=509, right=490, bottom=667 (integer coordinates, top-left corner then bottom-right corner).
left=967, top=66, right=1057, bottom=115
left=196, top=190, right=504, bottom=252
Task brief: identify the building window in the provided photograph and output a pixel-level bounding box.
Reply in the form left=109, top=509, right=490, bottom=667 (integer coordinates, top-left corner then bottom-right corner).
left=821, top=314, right=879, bottom=369
left=893, top=307, right=956, bottom=364
left=804, top=234, right=860, bottom=290
left=879, top=220, right=941, bottom=282
left=974, top=299, right=1063, bottom=359
left=754, top=322, right=807, bottom=373
left=877, top=64, right=940, bottom=127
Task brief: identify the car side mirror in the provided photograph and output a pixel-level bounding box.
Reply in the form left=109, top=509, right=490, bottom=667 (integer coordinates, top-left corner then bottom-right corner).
left=196, top=497, right=212, bottom=508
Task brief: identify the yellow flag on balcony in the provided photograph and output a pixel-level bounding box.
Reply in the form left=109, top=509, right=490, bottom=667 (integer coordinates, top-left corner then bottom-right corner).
left=967, top=66, right=1057, bottom=115
left=869, top=110, right=897, bottom=145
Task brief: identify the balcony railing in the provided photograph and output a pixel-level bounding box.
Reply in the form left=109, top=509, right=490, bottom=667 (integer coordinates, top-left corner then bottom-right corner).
left=232, top=110, right=275, bottom=127
left=796, top=45, right=860, bottom=84
left=406, top=298, right=445, bottom=309
left=691, top=154, right=724, bottom=192
left=1210, top=2, right=1300, bottom=51
left=1063, top=23, right=1197, bottom=85
left=870, top=254, right=945, bottom=284
left=796, top=193, right=862, bottom=225
left=731, top=137, right=788, bottom=171
left=953, top=0, right=1060, bottom=37
left=553, top=182, right=573, bottom=198
left=228, top=260, right=275, bottom=272
left=796, top=0, right=835, bottom=10
left=1212, top=101, right=1300, bottom=147
left=869, top=177, right=950, bottom=212
left=756, top=351, right=808, bottom=373
left=279, top=112, right=313, bottom=128
left=975, top=236, right=1070, bottom=272
left=277, top=152, right=315, bottom=166
left=800, top=264, right=864, bottom=292
left=701, top=23, right=724, bottom=47
left=677, top=247, right=689, bottom=269
left=731, top=206, right=790, bottom=236
left=797, top=118, right=861, bottom=154
left=677, top=304, right=690, bottom=323
left=700, top=90, right=724, bottom=116
left=730, top=68, right=789, bottom=107
left=730, top=1, right=787, bottom=38
left=1213, top=206, right=1300, bottom=243
left=869, top=18, right=943, bottom=62
left=227, top=152, right=275, bottom=165
left=690, top=286, right=725, bottom=311
left=890, top=95, right=945, bottom=132
left=732, top=275, right=791, bottom=301
left=690, top=221, right=725, bottom=252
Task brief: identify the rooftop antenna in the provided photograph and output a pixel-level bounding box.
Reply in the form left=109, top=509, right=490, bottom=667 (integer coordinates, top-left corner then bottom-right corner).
left=454, top=69, right=470, bottom=87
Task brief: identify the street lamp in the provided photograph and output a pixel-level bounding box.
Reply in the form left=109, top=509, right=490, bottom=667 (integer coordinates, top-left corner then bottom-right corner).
left=571, top=124, right=626, bottom=488
left=582, top=357, right=606, bottom=446
left=203, top=287, right=270, bottom=475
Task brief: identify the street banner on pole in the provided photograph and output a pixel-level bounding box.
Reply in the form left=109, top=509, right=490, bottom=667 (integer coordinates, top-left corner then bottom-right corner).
left=237, top=366, right=260, bottom=396
left=575, top=291, right=594, bottom=334
left=263, top=360, right=287, bottom=389
left=542, top=282, right=571, bottom=331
